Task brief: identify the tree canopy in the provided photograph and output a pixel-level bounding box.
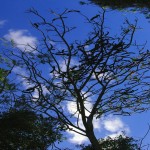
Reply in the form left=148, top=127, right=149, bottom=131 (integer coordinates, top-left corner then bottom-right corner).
left=0, top=108, right=63, bottom=150
left=82, top=0, right=150, bottom=19
left=0, top=54, right=16, bottom=112
left=79, top=135, right=140, bottom=150
left=1, top=8, right=150, bottom=150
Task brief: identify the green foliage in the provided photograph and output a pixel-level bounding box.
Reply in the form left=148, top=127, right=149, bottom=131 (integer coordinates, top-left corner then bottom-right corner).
left=0, top=109, right=63, bottom=150
left=80, top=135, right=140, bottom=150
left=0, top=54, right=17, bottom=112
left=0, top=68, right=14, bottom=92
left=89, top=0, right=150, bottom=8
left=0, top=55, right=15, bottom=94
left=85, top=0, right=150, bottom=19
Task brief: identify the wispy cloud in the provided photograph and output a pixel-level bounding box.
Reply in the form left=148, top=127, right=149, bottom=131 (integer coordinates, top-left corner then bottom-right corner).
left=0, top=20, right=6, bottom=27
left=12, top=66, right=33, bottom=89
left=13, top=66, right=49, bottom=100
left=4, top=29, right=37, bottom=51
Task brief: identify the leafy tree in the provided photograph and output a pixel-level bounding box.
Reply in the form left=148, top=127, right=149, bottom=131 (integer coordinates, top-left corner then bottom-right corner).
left=83, top=0, right=150, bottom=19
left=0, top=108, right=63, bottom=150
left=3, top=8, right=150, bottom=150
left=0, top=55, right=15, bottom=94
left=79, top=135, right=140, bottom=150
left=0, top=54, right=16, bottom=112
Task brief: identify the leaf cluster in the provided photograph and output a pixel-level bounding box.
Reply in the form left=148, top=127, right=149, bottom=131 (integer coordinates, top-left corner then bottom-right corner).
left=83, top=0, right=150, bottom=19
left=80, top=135, right=140, bottom=150
left=0, top=109, right=63, bottom=150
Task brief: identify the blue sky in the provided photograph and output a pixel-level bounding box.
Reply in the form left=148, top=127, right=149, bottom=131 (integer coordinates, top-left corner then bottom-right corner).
left=0, top=0, right=150, bottom=149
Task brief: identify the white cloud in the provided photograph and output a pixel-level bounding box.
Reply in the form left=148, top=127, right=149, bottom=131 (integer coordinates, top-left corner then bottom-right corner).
left=102, top=115, right=130, bottom=134
left=60, top=59, right=68, bottom=72
left=59, top=59, right=79, bottom=72
left=67, top=91, right=93, bottom=119
left=92, top=71, right=114, bottom=81
left=84, top=45, right=90, bottom=50
left=93, top=117, right=101, bottom=130
left=67, top=116, right=101, bottom=144
left=50, top=59, right=80, bottom=79
left=66, top=113, right=88, bottom=144
left=67, top=101, right=78, bottom=118
left=67, top=100, right=93, bottom=118
left=13, top=66, right=33, bottom=88
left=0, top=20, right=6, bottom=27
left=4, top=29, right=37, bottom=51
left=68, top=129, right=88, bottom=144
left=67, top=94, right=102, bottom=144
left=103, top=116, right=124, bottom=132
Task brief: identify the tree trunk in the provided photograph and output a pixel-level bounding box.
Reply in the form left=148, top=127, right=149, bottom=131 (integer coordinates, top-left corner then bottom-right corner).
left=86, top=123, right=102, bottom=150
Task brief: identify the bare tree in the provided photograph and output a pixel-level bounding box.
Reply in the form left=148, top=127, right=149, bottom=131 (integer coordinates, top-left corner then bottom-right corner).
left=6, top=8, right=150, bottom=150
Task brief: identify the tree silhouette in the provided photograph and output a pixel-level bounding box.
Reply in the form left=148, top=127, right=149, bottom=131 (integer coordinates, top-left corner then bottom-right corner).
left=0, top=108, right=63, bottom=150
left=79, top=135, right=140, bottom=150
left=0, top=54, right=16, bottom=112
left=84, top=0, right=150, bottom=19
left=3, top=8, right=150, bottom=150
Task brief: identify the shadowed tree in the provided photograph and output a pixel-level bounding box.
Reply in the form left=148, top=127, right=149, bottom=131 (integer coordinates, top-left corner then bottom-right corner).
left=83, top=0, right=150, bottom=19
left=3, top=8, right=150, bottom=150
left=0, top=54, right=16, bottom=112
left=0, top=108, right=63, bottom=150
left=79, top=135, right=140, bottom=150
